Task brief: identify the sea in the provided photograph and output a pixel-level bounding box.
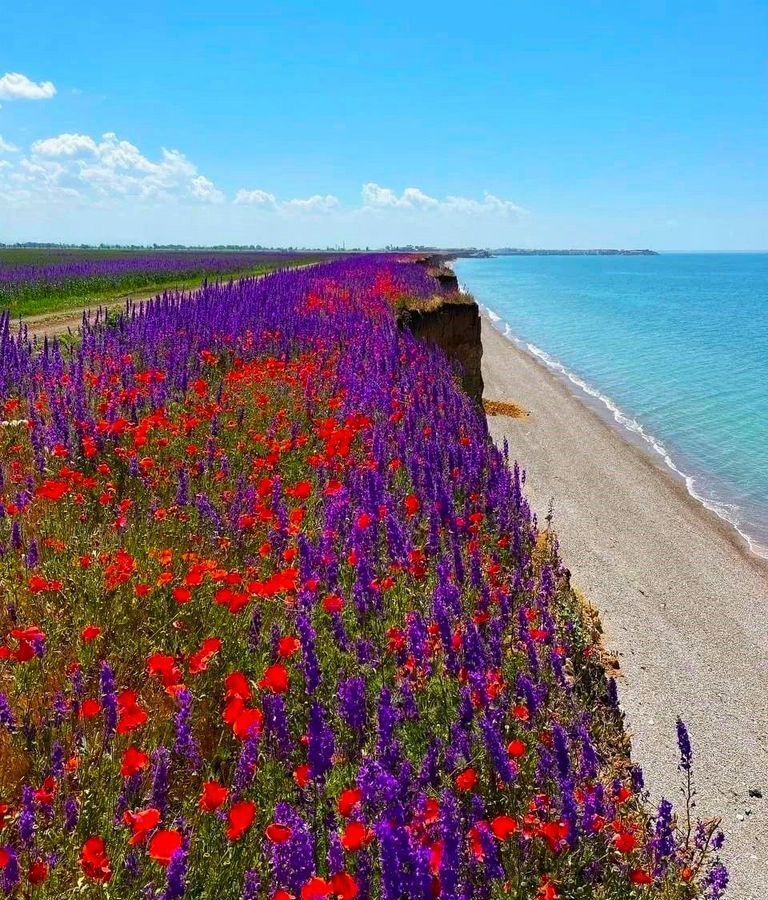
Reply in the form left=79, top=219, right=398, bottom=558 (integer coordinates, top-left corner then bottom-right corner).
left=453, top=253, right=768, bottom=559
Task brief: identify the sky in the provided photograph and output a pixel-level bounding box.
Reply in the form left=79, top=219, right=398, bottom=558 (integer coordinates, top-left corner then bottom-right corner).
left=1, top=0, right=766, bottom=250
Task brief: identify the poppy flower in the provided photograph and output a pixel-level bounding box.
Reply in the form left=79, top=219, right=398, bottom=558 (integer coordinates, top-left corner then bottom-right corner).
left=615, top=830, right=638, bottom=854
left=508, top=739, right=527, bottom=758
left=323, top=594, right=344, bottom=614
left=455, top=768, right=478, bottom=792
left=121, top=746, right=150, bottom=777
left=630, top=869, right=654, bottom=885
left=294, top=764, right=311, bottom=789
left=278, top=635, right=301, bottom=657
left=172, top=587, right=192, bottom=605
left=149, top=829, right=183, bottom=865
left=231, top=706, right=264, bottom=740
left=330, top=873, right=359, bottom=900
left=265, top=823, right=293, bottom=843
left=189, top=637, right=223, bottom=675
left=80, top=698, right=102, bottom=720
left=404, top=495, right=420, bottom=516
left=301, top=877, right=333, bottom=899
left=259, top=663, right=290, bottom=694
left=81, top=625, right=102, bottom=643
left=117, top=691, right=148, bottom=734
left=227, top=801, right=256, bottom=841
left=491, top=815, right=519, bottom=841
left=199, top=781, right=229, bottom=812
left=28, top=859, right=49, bottom=884
left=541, top=821, right=570, bottom=853
left=80, top=837, right=112, bottom=883
left=123, top=807, right=161, bottom=846
left=225, top=671, right=252, bottom=702
left=337, top=788, right=363, bottom=817
left=340, top=821, right=373, bottom=852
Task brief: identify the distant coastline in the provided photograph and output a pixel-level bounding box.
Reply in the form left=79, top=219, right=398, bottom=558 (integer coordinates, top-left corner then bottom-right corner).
left=456, top=248, right=659, bottom=258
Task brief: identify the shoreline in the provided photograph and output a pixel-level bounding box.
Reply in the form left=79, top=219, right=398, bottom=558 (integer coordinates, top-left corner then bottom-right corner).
left=480, top=313, right=768, bottom=899
left=481, top=307, right=768, bottom=566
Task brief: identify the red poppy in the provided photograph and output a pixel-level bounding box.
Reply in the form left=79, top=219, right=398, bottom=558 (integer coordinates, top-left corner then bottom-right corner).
left=301, top=877, right=333, bottom=899
left=28, top=859, right=49, bottom=884
left=537, top=879, right=560, bottom=900
left=630, top=869, right=654, bottom=885
left=294, top=764, right=311, bottom=789
left=508, top=739, right=527, bottom=758
left=286, top=481, right=313, bottom=500
left=265, top=823, right=293, bottom=843
left=123, top=807, right=161, bottom=846
left=231, top=706, right=264, bottom=740
left=227, top=801, right=256, bottom=842
left=172, top=587, right=192, bottom=605
left=404, top=495, right=420, bottom=516
left=337, top=788, right=362, bottom=817
left=455, top=768, right=478, bottom=792
left=340, top=821, right=374, bottom=852
left=330, top=873, right=359, bottom=900
left=541, top=821, right=570, bottom=853
left=36, top=480, right=70, bottom=501
left=278, top=635, right=301, bottom=657
left=323, top=594, right=345, bottom=614
left=117, top=691, right=148, bottom=734
left=80, top=698, right=102, bottom=720
left=80, top=837, right=112, bottom=883
left=259, top=663, right=290, bottom=694
left=149, top=829, right=183, bottom=866
left=189, top=637, right=223, bottom=675
left=491, top=815, right=519, bottom=841
left=615, top=830, right=638, bottom=854
left=121, top=746, right=150, bottom=777
left=81, top=624, right=102, bottom=643
left=199, top=781, right=229, bottom=813
left=225, top=671, right=251, bottom=702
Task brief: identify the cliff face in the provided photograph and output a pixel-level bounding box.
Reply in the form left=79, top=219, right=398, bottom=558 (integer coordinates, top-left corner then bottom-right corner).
left=398, top=295, right=484, bottom=403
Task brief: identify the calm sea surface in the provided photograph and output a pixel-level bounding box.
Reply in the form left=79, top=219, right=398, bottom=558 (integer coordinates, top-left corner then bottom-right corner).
left=454, top=254, right=768, bottom=557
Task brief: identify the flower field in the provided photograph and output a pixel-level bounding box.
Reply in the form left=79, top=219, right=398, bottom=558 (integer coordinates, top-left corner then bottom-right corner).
left=0, top=257, right=726, bottom=898
left=0, top=250, right=319, bottom=317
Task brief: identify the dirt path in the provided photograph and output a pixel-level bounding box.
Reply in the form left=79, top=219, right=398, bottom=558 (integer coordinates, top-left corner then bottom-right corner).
left=17, top=264, right=318, bottom=341
left=18, top=288, right=174, bottom=340
left=481, top=316, right=768, bottom=900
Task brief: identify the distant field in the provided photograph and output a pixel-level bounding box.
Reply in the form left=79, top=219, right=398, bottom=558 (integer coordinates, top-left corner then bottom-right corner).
left=0, top=249, right=325, bottom=317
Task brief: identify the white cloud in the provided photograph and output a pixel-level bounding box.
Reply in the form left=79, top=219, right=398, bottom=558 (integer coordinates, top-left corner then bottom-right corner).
left=1, top=129, right=522, bottom=238
left=283, top=194, right=340, bottom=213
left=0, top=136, right=19, bottom=153
left=0, top=72, right=57, bottom=101
left=235, top=189, right=339, bottom=214
left=191, top=175, right=225, bottom=203
left=234, top=188, right=277, bottom=207
left=31, top=133, right=97, bottom=157
left=0, top=131, right=225, bottom=206
left=361, top=182, right=522, bottom=215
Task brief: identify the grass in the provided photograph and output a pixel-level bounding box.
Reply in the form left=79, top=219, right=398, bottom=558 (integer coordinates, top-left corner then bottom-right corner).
left=0, top=250, right=323, bottom=318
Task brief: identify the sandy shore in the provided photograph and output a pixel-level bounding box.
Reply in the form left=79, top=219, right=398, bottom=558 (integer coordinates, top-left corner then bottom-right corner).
left=481, top=316, right=768, bottom=899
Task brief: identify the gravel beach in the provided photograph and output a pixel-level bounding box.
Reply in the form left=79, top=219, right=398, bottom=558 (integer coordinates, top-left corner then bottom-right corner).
left=481, top=315, right=768, bottom=899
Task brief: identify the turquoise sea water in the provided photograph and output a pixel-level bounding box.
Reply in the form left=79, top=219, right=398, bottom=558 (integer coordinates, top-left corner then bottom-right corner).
left=454, top=254, right=768, bottom=558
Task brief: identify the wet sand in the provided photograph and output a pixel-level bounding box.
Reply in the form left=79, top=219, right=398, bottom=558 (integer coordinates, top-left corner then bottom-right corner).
left=481, top=315, right=768, bottom=899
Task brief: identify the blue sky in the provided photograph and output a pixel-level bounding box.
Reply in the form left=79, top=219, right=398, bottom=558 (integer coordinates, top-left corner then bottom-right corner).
left=1, top=0, right=766, bottom=249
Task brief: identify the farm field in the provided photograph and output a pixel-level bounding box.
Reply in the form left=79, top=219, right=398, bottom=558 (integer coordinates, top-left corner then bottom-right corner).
left=0, top=249, right=324, bottom=318
left=0, top=257, right=726, bottom=898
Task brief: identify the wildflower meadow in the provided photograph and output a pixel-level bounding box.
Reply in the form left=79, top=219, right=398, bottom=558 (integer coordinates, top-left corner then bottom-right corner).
left=0, top=257, right=726, bottom=898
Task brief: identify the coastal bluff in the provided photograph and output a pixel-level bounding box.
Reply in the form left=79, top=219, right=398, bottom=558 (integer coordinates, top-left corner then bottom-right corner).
left=397, top=257, right=484, bottom=402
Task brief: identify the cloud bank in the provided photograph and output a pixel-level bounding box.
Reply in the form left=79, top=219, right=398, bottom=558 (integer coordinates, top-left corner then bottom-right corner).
left=0, top=128, right=525, bottom=245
